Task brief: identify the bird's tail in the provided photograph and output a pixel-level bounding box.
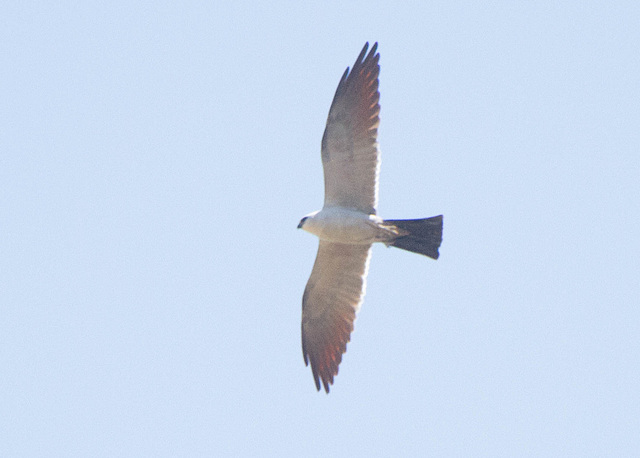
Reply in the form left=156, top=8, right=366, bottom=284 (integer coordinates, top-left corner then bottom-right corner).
left=383, top=215, right=443, bottom=260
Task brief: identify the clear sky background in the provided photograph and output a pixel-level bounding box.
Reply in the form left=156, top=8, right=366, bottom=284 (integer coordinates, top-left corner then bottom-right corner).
left=2, top=1, right=639, bottom=456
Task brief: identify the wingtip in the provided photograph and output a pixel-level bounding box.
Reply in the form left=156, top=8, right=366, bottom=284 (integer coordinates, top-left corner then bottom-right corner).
left=358, top=41, right=379, bottom=61
left=356, top=42, right=370, bottom=64
left=360, top=41, right=378, bottom=49
left=312, top=361, right=333, bottom=393
left=303, top=348, right=337, bottom=393
left=303, top=341, right=332, bottom=393
left=311, top=363, right=330, bottom=393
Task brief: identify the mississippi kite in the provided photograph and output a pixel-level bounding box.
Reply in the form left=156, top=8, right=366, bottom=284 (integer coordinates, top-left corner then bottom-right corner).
left=298, top=42, right=443, bottom=393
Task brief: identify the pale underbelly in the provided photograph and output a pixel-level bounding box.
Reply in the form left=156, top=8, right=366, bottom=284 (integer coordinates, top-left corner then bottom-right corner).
left=310, top=211, right=392, bottom=245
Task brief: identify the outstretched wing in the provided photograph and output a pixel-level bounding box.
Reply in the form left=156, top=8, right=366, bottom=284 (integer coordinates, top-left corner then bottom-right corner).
left=321, top=42, right=381, bottom=215
left=301, top=241, right=372, bottom=393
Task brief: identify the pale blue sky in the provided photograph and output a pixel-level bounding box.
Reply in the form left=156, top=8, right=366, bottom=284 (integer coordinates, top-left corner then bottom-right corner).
left=2, top=1, right=639, bottom=456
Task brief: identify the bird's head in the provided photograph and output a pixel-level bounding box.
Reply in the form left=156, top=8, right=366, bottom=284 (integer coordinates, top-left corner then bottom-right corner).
left=297, top=211, right=319, bottom=230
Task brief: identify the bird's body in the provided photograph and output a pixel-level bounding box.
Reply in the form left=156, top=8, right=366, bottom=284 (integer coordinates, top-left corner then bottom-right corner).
left=299, top=207, right=391, bottom=245
left=298, top=43, right=443, bottom=393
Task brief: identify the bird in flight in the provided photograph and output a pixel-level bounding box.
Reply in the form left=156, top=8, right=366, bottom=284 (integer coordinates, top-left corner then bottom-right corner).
left=298, top=42, right=443, bottom=393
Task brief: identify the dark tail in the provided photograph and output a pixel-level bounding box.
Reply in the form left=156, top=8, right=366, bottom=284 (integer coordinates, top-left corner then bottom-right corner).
left=384, top=215, right=443, bottom=259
